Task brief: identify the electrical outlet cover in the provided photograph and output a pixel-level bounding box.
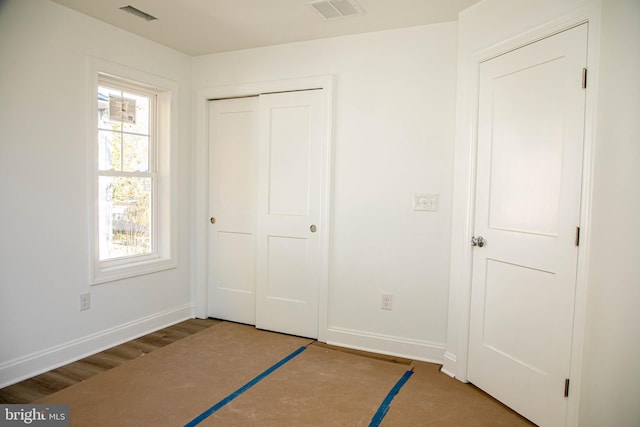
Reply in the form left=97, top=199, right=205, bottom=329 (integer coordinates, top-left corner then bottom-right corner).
left=381, top=294, right=393, bottom=310
left=80, top=292, right=91, bottom=311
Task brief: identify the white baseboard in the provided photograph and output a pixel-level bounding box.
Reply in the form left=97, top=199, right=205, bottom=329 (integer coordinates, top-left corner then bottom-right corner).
left=0, top=304, right=192, bottom=388
left=440, top=351, right=457, bottom=378
left=324, top=326, right=445, bottom=364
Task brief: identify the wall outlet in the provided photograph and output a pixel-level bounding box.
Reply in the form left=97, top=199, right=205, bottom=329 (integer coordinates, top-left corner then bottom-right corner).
left=381, top=294, right=393, bottom=311
left=80, top=292, right=91, bottom=311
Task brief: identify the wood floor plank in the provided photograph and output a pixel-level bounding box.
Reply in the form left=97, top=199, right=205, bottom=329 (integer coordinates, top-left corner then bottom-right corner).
left=81, top=352, right=128, bottom=370
left=35, top=371, right=78, bottom=390
left=0, top=318, right=221, bottom=404
left=0, top=382, right=44, bottom=404
left=101, top=343, right=148, bottom=360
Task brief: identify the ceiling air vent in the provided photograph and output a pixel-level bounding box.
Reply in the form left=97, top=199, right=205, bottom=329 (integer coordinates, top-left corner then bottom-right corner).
left=307, top=0, right=364, bottom=20
left=119, top=5, right=158, bottom=21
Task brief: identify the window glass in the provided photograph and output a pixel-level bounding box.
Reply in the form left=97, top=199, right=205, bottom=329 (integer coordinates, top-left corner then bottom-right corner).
left=97, top=81, right=154, bottom=261
left=123, top=134, right=149, bottom=173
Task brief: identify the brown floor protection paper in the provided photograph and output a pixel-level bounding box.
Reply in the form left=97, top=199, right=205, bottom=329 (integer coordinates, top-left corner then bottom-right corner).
left=37, top=322, right=534, bottom=426
left=381, top=361, right=535, bottom=426
left=202, top=343, right=409, bottom=426
left=37, top=322, right=311, bottom=426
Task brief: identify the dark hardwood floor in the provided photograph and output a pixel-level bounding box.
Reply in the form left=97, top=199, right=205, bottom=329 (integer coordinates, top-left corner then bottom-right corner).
left=0, top=318, right=221, bottom=404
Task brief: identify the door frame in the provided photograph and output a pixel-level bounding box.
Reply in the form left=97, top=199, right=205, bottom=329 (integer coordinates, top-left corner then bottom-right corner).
left=444, top=5, right=600, bottom=426
left=193, top=75, right=334, bottom=342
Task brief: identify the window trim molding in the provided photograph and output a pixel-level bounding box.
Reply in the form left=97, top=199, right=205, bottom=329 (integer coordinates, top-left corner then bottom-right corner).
left=88, top=57, right=179, bottom=285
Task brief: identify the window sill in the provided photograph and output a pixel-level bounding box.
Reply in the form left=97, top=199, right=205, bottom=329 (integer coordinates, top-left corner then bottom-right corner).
left=91, top=256, right=178, bottom=285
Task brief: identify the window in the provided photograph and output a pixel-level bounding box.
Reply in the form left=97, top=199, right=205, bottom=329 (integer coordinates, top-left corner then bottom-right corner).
left=98, top=79, right=155, bottom=260
left=90, top=62, right=177, bottom=284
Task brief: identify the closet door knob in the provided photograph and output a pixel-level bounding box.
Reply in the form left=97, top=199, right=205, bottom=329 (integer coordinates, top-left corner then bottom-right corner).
left=471, top=236, right=485, bottom=247
left=310, top=224, right=317, bottom=233
left=210, top=217, right=216, bottom=224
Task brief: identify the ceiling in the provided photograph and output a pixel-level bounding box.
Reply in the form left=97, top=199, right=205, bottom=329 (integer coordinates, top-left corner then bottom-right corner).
left=50, top=0, right=480, bottom=56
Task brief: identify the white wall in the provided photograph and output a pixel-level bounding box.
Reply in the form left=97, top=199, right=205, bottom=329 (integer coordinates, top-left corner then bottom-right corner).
left=6, top=2, right=635, bottom=422
left=193, top=23, right=458, bottom=360
left=0, top=0, right=193, bottom=386
left=446, top=0, right=640, bottom=425
left=580, top=0, right=640, bottom=425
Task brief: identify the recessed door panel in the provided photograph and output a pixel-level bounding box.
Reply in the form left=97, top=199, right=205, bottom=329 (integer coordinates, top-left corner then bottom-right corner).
left=268, top=106, right=312, bottom=216
left=216, top=109, right=257, bottom=215
left=266, top=236, right=309, bottom=303
left=216, top=232, right=256, bottom=294
left=482, top=259, right=558, bottom=375
left=489, top=59, right=564, bottom=236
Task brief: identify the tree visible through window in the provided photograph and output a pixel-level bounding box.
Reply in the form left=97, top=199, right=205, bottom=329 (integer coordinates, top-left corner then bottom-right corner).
left=97, top=80, right=156, bottom=261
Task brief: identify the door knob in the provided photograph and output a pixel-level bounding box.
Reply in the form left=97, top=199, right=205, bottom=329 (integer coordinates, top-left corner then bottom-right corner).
left=210, top=217, right=216, bottom=224
left=471, top=236, right=485, bottom=247
left=310, top=224, right=317, bottom=233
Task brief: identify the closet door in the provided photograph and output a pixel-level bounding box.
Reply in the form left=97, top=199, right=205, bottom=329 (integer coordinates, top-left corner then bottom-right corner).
left=255, top=90, right=324, bottom=339
left=207, top=97, right=259, bottom=325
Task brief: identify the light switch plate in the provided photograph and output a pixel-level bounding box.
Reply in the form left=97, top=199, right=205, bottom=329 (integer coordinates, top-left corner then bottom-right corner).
left=413, top=193, right=438, bottom=211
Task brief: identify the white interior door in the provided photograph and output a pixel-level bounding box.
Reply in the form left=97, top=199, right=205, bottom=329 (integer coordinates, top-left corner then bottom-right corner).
left=208, top=97, right=259, bottom=325
left=255, top=90, right=324, bottom=339
left=468, top=24, right=588, bottom=426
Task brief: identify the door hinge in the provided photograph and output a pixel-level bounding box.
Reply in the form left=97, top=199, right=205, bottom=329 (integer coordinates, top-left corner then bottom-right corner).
left=564, top=378, right=570, bottom=397
left=582, top=68, right=588, bottom=89
left=575, top=226, right=581, bottom=246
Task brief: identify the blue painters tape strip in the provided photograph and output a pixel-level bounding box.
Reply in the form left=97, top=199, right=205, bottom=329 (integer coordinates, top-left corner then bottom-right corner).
left=369, top=368, right=414, bottom=427
left=184, top=345, right=307, bottom=427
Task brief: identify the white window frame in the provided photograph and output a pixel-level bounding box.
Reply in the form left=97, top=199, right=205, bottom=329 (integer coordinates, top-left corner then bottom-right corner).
left=89, top=58, right=178, bottom=284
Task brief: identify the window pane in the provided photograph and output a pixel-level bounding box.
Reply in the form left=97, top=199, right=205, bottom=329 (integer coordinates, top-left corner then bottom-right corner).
left=98, top=176, right=152, bottom=260
left=123, top=134, right=149, bottom=172
left=98, top=130, right=121, bottom=171
left=122, top=92, right=150, bottom=135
